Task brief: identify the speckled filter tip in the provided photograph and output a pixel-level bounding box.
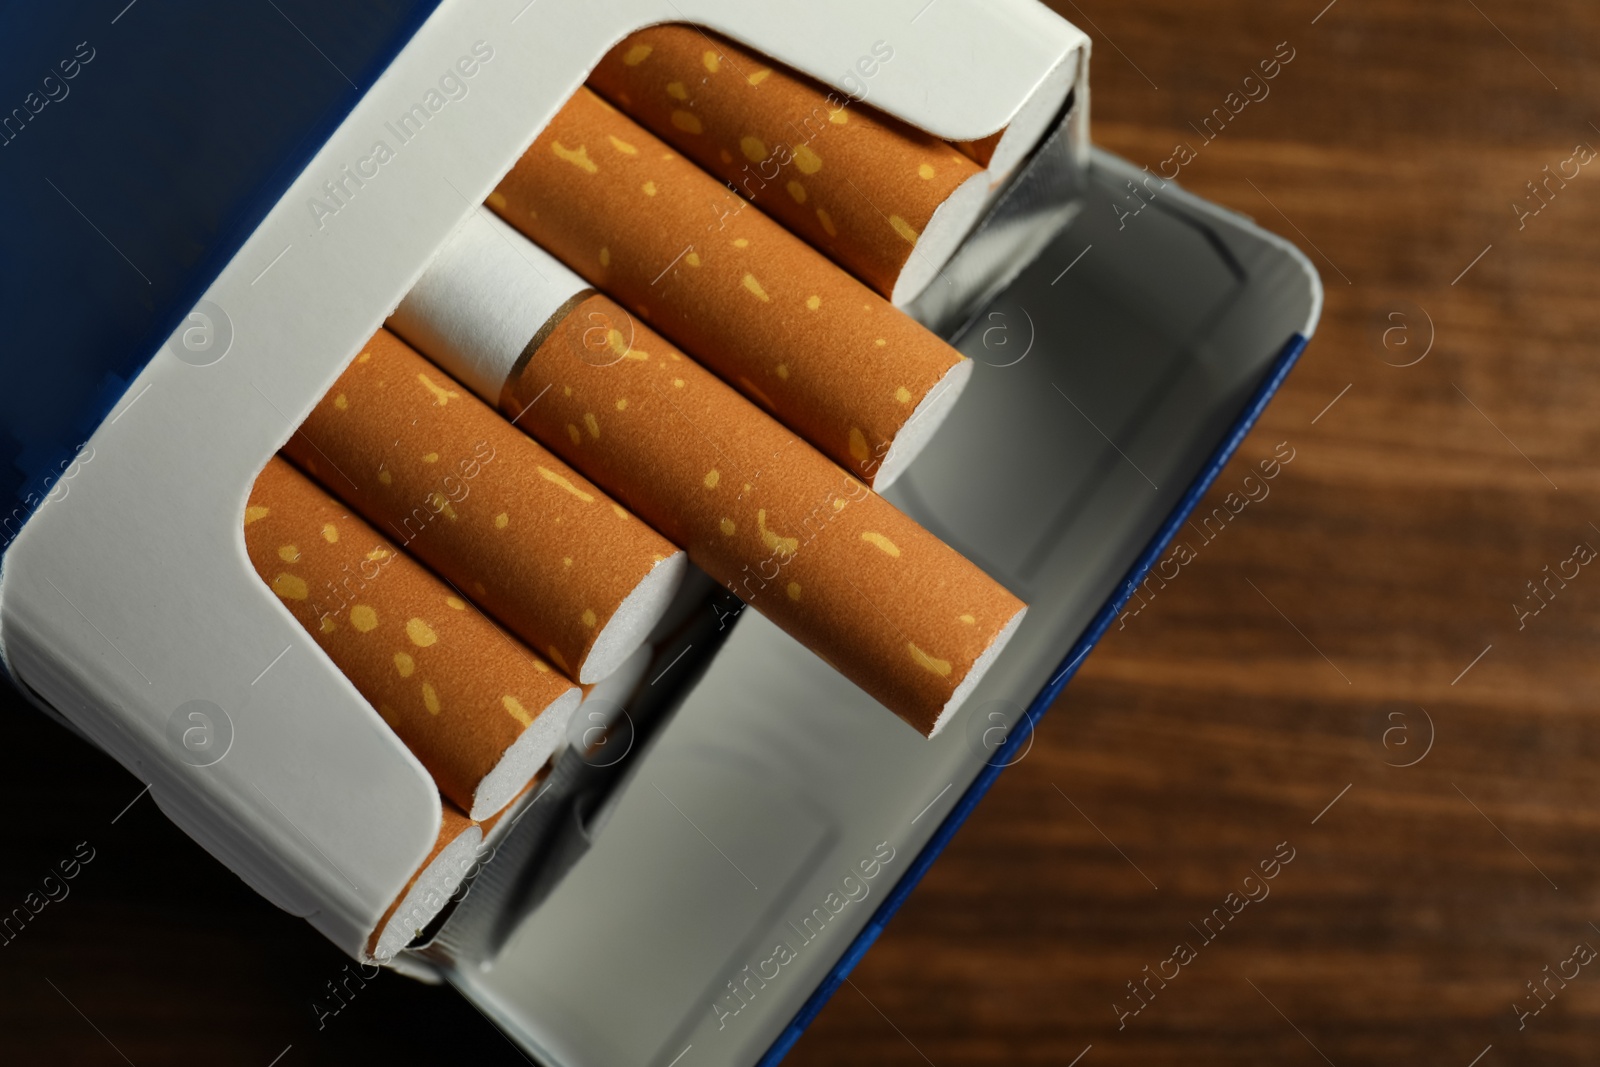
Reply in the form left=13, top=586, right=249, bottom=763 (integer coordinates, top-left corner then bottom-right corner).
left=282, top=328, right=686, bottom=684
left=587, top=23, right=991, bottom=304
left=243, top=457, right=579, bottom=820
left=500, top=294, right=1026, bottom=736
left=487, top=85, right=972, bottom=492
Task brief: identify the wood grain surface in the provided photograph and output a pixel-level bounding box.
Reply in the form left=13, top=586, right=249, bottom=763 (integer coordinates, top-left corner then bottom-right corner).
left=790, top=1, right=1600, bottom=1063
left=3, top=2, right=1598, bottom=1064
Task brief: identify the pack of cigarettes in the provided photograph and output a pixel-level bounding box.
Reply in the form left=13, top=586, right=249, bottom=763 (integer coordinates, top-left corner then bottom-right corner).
left=0, top=1, right=1319, bottom=1062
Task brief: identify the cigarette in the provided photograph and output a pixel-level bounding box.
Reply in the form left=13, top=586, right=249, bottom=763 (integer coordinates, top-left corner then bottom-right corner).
left=281, top=327, right=686, bottom=684
left=477, top=780, right=535, bottom=844
left=395, top=218, right=1027, bottom=736
left=244, top=456, right=579, bottom=818
left=367, top=801, right=480, bottom=961
left=579, top=640, right=652, bottom=710
left=587, top=24, right=992, bottom=305
left=516, top=295, right=1025, bottom=734
left=570, top=640, right=652, bottom=761
left=955, top=132, right=1003, bottom=167
left=487, top=86, right=970, bottom=492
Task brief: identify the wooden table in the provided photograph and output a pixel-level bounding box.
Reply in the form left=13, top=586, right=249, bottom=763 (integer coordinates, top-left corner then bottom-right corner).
left=3, top=1, right=1598, bottom=1063
left=792, top=1, right=1600, bottom=1063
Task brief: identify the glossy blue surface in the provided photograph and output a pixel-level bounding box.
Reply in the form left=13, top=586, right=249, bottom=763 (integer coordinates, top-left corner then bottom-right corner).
left=0, top=0, right=441, bottom=547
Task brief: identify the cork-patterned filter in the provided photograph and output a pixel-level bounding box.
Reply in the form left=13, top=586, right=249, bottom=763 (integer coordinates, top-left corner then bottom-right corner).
left=243, top=457, right=580, bottom=820
left=587, top=24, right=987, bottom=302
left=504, top=294, right=1026, bottom=737
left=366, top=801, right=481, bottom=961
left=282, top=329, right=686, bottom=684
left=488, top=86, right=972, bottom=492
left=955, top=131, right=1004, bottom=167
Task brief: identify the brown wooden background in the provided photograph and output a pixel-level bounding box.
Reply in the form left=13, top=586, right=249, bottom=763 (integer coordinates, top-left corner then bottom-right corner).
left=4, top=1, right=1599, bottom=1064
left=792, top=1, right=1600, bottom=1063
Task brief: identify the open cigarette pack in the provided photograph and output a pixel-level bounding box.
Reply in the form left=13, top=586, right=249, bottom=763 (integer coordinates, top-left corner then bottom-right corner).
left=0, top=0, right=1321, bottom=1063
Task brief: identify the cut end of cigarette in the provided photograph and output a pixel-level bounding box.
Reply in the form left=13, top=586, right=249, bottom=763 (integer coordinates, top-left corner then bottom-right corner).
left=370, top=821, right=482, bottom=964
left=471, top=686, right=581, bottom=820
left=569, top=641, right=652, bottom=758
left=872, top=356, right=974, bottom=491
left=889, top=171, right=994, bottom=307
left=578, top=550, right=687, bottom=682
left=578, top=640, right=654, bottom=713
left=927, top=603, right=1027, bottom=739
